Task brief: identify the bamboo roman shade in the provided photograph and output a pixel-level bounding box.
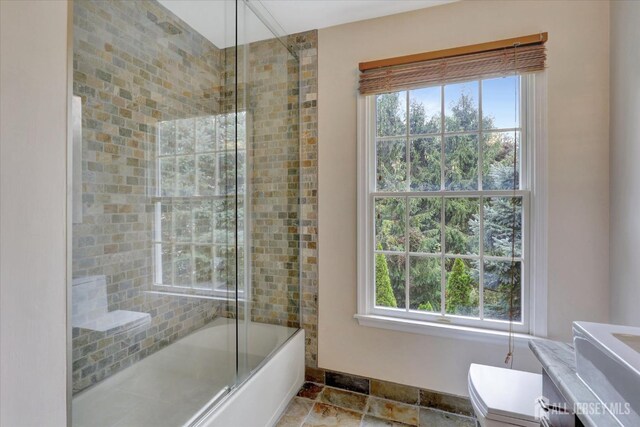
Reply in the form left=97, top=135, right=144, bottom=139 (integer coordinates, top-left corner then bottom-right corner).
left=358, top=33, right=547, bottom=95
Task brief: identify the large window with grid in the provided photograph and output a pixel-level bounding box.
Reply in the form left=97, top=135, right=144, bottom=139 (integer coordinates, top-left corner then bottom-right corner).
left=359, top=76, right=531, bottom=332
left=153, top=113, right=246, bottom=294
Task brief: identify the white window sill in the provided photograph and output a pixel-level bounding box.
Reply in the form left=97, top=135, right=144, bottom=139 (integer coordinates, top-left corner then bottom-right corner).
left=354, top=314, right=543, bottom=347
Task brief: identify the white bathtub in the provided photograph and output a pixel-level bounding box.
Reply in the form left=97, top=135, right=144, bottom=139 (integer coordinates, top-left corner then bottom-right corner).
left=73, top=318, right=304, bottom=427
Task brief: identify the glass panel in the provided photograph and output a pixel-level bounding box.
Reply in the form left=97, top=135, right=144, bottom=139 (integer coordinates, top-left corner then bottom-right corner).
left=445, top=197, right=480, bottom=255
left=409, top=197, right=441, bottom=253
left=175, top=118, right=195, bottom=154
left=445, top=81, right=479, bottom=132
left=194, top=201, right=213, bottom=244
left=194, top=245, right=213, bottom=288
left=445, top=135, right=478, bottom=190
left=376, top=91, right=407, bottom=137
left=196, top=116, right=216, bottom=152
left=160, top=243, right=172, bottom=285
left=158, top=121, right=175, bottom=155
left=375, top=253, right=405, bottom=309
left=445, top=257, right=479, bottom=317
left=197, top=154, right=217, bottom=195
left=483, top=197, right=522, bottom=257
left=483, top=260, right=522, bottom=321
left=410, top=256, right=441, bottom=312
left=72, top=0, right=301, bottom=423
left=174, top=244, right=193, bottom=287
left=376, top=139, right=406, bottom=191
left=482, top=131, right=520, bottom=190
left=176, top=155, right=196, bottom=196
left=159, top=158, right=175, bottom=197
left=410, top=137, right=440, bottom=191
left=375, top=197, right=405, bottom=252
left=409, top=87, right=441, bottom=134
left=482, top=76, right=519, bottom=130
left=173, top=202, right=192, bottom=243
left=160, top=203, right=172, bottom=242
left=237, top=0, right=301, bottom=385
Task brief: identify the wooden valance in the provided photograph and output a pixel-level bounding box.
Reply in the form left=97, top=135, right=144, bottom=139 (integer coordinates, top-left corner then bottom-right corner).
left=358, top=33, right=547, bottom=95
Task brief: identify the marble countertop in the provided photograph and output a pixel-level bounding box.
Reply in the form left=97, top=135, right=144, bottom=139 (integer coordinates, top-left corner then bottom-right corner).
left=529, top=339, right=621, bottom=427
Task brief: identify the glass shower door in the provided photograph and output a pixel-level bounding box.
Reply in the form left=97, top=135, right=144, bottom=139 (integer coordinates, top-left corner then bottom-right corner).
left=70, top=1, right=239, bottom=425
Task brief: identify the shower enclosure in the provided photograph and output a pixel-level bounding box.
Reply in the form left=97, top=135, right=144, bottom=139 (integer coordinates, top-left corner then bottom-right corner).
left=69, top=1, right=302, bottom=425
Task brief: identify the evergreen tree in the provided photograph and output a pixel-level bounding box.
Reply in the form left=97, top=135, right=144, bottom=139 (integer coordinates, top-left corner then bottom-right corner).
left=445, top=258, right=473, bottom=314
left=375, top=244, right=397, bottom=308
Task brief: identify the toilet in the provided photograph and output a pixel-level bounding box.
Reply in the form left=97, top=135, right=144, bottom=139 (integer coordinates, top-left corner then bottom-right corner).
left=468, top=363, right=542, bottom=427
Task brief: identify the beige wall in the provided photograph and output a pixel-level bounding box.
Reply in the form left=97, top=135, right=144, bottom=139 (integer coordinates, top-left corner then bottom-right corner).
left=610, top=0, right=640, bottom=328
left=318, top=0, right=610, bottom=396
left=0, top=1, right=69, bottom=425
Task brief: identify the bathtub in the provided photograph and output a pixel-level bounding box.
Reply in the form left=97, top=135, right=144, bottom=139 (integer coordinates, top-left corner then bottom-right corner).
left=73, top=317, right=304, bottom=427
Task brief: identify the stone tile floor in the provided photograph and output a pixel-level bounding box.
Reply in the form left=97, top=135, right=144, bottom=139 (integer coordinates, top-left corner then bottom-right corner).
left=276, top=382, right=476, bottom=427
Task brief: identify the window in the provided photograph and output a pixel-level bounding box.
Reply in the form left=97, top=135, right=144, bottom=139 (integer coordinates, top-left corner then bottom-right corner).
left=358, top=76, right=536, bottom=333
left=153, top=113, right=246, bottom=296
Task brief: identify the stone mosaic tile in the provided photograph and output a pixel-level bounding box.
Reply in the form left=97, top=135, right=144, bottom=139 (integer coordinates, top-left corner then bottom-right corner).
left=325, top=371, right=370, bottom=394
left=418, top=408, right=476, bottom=427
left=361, top=415, right=414, bottom=427
left=303, top=403, right=363, bottom=427
left=276, top=397, right=314, bottom=427
left=298, top=382, right=324, bottom=400
left=419, top=389, right=474, bottom=417
left=366, top=397, right=419, bottom=426
left=305, top=366, right=325, bottom=384
left=371, top=379, right=420, bottom=405
left=320, top=387, right=368, bottom=413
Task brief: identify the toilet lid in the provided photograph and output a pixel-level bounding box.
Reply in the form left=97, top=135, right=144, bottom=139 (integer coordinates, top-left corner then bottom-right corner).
left=468, top=363, right=541, bottom=424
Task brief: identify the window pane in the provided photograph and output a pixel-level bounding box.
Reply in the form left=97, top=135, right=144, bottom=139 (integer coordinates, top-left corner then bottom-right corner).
left=160, top=203, right=172, bottom=242
left=409, top=87, right=440, bottom=134
left=410, top=137, right=440, bottom=191
left=376, top=92, right=406, bottom=137
left=213, top=199, right=234, bottom=245
left=194, top=246, right=213, bottom=288
left=483, top=197, right=522, bottom=257
left=197, top=154, right=216, bottom=196
left=445, top=135, right=478, bottom=190
left=482, top=77, right=519, bottom=130
left=175, top=118, right=195, bottom=154
left=193, top=201, right=213, bottom=244
left=375, top=197, right=405, bottom=252
left=375, top=253, right=405, bottom=309
left=482, top=131, right=520, bottom=190
left=216, top=152, right=232, bottom=194
left=195, top=116, right=215, bottom=153
left=445, top=197, right=479, bottom=255
left=158, top=121, right=175, bottom=155
left=176, top=155, right=195, bottom=196
left=483, top=260, right=522, bottom=321
left=409, top=197, right=441, bottom=253
left=160, top=243, right=172, bottom=285
left=445, top=257, right=479, bottom=317
left=159, top=158, right=175, bottom=197
left=445, top=81, right=479, bottom=132
left=376, top=139, right=407, bottom=191
left=174, top=245, right=192, bottom=286
left=173, top=202, right=192, bottom=243
left=410, top=256, right=441, bottom=312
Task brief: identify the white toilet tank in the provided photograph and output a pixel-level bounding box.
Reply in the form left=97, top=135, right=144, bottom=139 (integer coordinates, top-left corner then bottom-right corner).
left=468, top=363, right=542, bottom=427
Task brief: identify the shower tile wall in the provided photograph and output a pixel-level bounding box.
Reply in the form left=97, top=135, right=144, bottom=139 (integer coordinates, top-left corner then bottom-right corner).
left=72, top=0, right=224, bottom=393
left=219, top=31, right=319, bottom=367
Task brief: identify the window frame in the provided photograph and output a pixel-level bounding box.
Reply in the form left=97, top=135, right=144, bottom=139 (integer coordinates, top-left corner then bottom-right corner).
left=152, top=112, right=249, bottom=297
left=356, top=74, right=547, bottom=337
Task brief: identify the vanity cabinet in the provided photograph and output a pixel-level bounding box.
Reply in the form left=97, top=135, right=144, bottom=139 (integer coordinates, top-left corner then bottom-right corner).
left=540, top=369, right=584, bottom=427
